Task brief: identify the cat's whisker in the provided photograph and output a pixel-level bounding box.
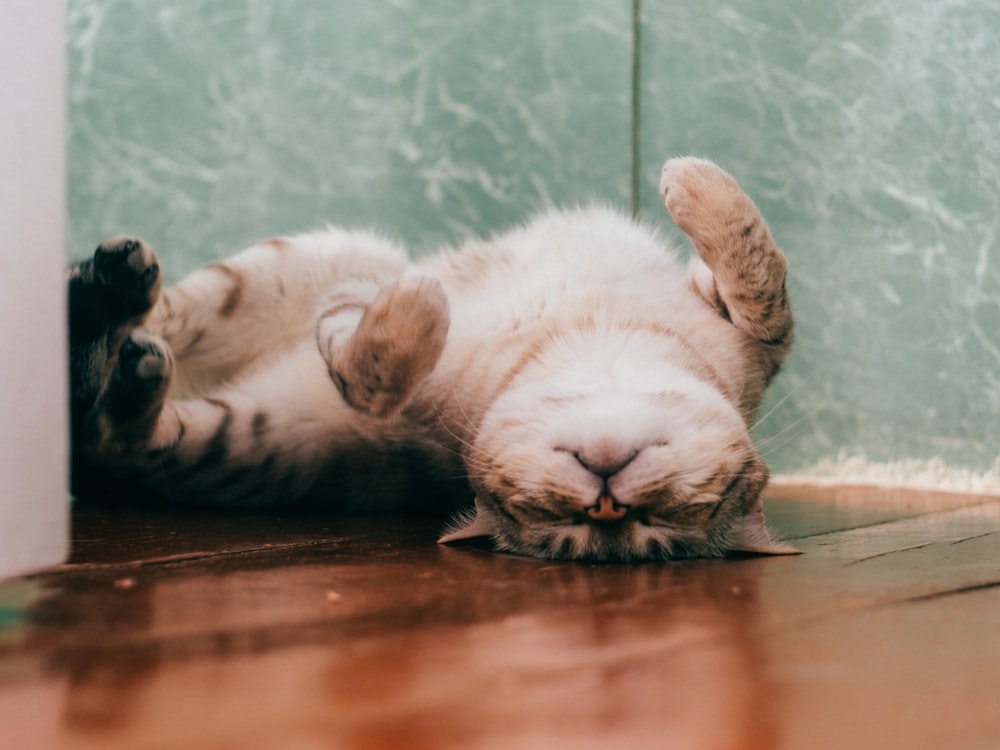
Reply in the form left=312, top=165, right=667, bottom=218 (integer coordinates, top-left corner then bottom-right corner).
left=751, top=383, right=801, bottom=431
left=449, top=384, right=481, bottom=433
left=753, top=405, right=825, bottom=459
left=433, top=412, right=492, bottom=463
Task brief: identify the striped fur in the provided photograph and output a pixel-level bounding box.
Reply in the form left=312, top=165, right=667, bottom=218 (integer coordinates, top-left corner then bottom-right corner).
left=69, top=158, right=795, bottom=561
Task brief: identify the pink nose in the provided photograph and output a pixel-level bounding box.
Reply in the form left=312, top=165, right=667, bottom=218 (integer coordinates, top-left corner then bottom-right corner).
left=586, top=495, right=630, bottom=523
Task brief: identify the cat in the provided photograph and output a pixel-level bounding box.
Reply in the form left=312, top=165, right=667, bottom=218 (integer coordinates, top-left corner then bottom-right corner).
left=68, top=157, right=796, bottom=561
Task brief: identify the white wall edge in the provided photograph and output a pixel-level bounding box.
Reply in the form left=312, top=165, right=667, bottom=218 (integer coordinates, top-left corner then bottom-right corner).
left=0, top=0, right=70, bottom=579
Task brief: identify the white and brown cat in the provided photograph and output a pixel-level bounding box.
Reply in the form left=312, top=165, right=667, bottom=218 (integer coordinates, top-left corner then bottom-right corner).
left=69, top=157, right=796, bottom=561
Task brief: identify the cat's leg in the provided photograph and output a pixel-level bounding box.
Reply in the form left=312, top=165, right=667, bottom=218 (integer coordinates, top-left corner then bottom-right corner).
left=84, top=332, right=462, bottom=508
left=146, top=228, right=411, bottom=391
left=83, top=334, right=363, bottom=505
left=316, top=272, right=451, bottom=418
left=660, top=158, right=792, bottom=349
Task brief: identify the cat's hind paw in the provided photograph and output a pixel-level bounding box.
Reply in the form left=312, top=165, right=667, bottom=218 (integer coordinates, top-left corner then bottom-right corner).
left=326, top=273, right=450, bottom=418
left=94, top=235, right=163, bottom=318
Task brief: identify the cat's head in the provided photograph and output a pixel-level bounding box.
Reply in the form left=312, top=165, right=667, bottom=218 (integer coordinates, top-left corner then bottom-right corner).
left=440, top=340, right=795, bottom=562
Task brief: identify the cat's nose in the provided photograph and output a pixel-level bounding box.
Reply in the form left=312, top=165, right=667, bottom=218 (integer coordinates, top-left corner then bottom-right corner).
left=586, top=494, right=630, bottom=523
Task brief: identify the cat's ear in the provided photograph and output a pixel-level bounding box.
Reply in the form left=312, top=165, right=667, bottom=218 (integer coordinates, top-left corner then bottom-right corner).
left=724, top=452, right=799, bottom=556
left=727, top=502, right=800, bottom=556
left=438, top=497, right=497, bottom=544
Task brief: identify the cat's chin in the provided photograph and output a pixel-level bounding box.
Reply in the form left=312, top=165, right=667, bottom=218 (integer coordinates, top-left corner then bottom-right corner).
left=439, top=495, right=798, bottom=562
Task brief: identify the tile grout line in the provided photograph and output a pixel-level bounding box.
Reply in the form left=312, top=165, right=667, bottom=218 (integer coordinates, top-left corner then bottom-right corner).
left=630, top=0, right=642, bottom=218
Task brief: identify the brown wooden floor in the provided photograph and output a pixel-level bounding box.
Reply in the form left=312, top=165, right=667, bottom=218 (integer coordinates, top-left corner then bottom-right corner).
left=1, top=487, right=999, bottom=749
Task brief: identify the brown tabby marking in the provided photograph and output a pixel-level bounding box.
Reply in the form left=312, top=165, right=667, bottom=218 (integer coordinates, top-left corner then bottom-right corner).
left=209, top=264, right=245, bottom=317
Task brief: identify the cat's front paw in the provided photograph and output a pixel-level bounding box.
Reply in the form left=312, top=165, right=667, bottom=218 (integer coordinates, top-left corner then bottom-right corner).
left=94, top=235, right=162, bottom=317
left=660, top=158, right=752, bottom=251
left=332, top=273, right=450, bottom=418
left=85, top=330, right=174, bottom=458
left=115, top=330, right=174, bottom=396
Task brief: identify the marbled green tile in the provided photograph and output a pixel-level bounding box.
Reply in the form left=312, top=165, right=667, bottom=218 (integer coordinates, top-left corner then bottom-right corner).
left=639, top=1, right=1000, bottom=473
left=69, top=0, right=632, bottom=276
left=69, top=0, right=1000, bottom=477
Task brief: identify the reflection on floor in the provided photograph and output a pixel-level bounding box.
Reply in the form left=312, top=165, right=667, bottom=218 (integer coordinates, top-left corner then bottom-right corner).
left=1, top=487, right=999, bottom=749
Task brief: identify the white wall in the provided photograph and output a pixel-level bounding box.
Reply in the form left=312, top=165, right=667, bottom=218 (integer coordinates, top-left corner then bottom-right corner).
left=0, top=1, right=69, bottom=578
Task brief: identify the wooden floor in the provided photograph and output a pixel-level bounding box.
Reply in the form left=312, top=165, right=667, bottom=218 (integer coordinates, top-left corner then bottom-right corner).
left=1, top=486, right=999, bottom=750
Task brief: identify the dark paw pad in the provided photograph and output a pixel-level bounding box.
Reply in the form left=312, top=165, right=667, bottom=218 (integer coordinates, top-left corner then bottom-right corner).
left=117, top=331, right=173, bottom=390
left=104, top=332, right=174, bottom=428
left=94, top=236, right=162, bottom=315
left=85, top=330, right=173, bottom=453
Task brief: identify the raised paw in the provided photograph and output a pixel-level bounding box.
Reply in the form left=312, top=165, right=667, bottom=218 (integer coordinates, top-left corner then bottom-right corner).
left=662, top=157, right=791, bottom=345
left=86, top=330, right=174, bottom=457
left=94, top=235, right=162, bottom=317
left=331, top=273, right=450, bottom=418
left=659, top=158, right=759, bottom=255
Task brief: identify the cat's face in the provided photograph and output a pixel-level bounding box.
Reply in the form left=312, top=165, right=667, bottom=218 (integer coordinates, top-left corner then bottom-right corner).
left=442, top=340, right=794, bottom=561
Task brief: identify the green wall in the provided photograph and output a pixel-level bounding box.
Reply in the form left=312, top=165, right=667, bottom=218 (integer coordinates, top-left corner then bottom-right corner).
left=68, top=1, right=632, bottom=261
left=68, top=1, right=1000, bottom=478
